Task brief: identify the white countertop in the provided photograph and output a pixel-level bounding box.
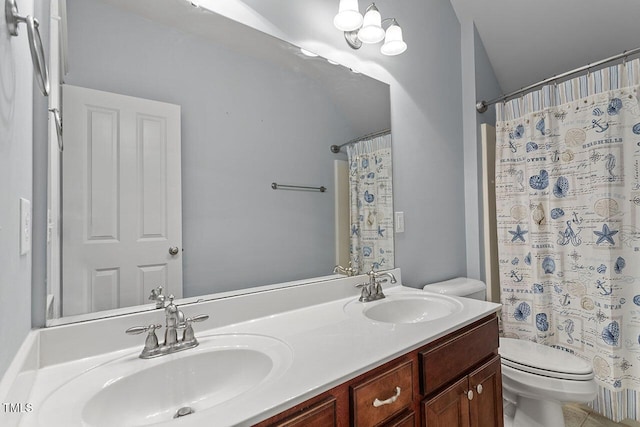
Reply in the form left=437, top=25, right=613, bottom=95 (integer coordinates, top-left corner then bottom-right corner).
left=3, top=272, right=500, bottom=427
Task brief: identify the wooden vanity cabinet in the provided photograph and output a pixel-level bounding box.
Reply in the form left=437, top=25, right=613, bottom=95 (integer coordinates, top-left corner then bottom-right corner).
left=420, top=316, right=503, bottom=427
left=423, top=356, right=502, bottom=427
left=255, top=314, right=501, bottom=427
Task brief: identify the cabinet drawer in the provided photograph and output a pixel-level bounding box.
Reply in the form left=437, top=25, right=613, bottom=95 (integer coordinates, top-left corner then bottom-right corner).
left=270, top=397, right=337, bottom=427
left=420, top=316, right=498, bottom=395
left=384, top=409, right=415, bottom=427
left=351, top=360, right=414, bottom=426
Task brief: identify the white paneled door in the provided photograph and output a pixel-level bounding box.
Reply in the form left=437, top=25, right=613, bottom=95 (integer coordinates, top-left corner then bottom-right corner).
left=62, top=85, right=182, bottom=316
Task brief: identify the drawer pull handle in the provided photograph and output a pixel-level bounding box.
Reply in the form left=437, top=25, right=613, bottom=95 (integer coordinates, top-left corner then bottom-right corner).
left=476, top=384, right=483, bottom=394
left=373, top=387, right=401, bottom=407
left=467, top=390, right=474, bottom=400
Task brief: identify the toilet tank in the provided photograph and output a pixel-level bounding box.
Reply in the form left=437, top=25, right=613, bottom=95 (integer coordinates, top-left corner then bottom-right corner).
left=422, top=277, right=487, bottom=300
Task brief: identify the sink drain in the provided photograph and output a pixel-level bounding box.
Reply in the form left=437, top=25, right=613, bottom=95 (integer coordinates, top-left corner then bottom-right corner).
left=174, top=406, right=195, bottom=418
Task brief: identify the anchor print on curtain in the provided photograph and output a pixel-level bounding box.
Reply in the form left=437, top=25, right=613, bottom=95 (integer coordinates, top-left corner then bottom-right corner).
left=495, top=59, right=640, bottom=422
left=346, top=134, right=394, bottom=274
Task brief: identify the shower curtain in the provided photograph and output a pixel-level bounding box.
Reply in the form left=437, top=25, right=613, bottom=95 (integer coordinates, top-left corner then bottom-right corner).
left=347, top=133, right=394, bottom=274
left=496, top=59, right=640, bottom=422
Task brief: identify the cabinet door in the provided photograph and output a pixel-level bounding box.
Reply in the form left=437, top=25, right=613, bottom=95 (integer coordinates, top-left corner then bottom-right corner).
left=423, top=376, right=470, bottom=427
left=468, top=356, right=503, bottom=427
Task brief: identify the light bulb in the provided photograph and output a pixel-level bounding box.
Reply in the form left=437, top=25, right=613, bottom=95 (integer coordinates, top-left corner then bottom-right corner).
left=357, top=4, right=385, bottom=44
left=380, top=22, right=407, bottom=56
left=334, top=0, right=363, bottom=32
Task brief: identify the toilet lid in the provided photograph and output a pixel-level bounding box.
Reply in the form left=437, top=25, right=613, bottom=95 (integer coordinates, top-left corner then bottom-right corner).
left=499, top=338, right=594, bottom=380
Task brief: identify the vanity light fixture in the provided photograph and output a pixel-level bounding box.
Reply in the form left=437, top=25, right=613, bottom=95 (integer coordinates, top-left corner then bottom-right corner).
left=334, top=1, right=407, bottom=56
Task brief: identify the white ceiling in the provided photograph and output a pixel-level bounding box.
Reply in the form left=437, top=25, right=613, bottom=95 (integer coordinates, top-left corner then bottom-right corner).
left=449, top=0, right=640, bottom=94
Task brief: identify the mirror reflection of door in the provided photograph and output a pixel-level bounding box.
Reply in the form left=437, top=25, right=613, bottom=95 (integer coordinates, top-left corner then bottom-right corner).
left=62, top=85, right=183, bottom=316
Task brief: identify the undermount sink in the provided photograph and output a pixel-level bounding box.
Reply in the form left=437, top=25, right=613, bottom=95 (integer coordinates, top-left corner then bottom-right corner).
left=37, top=334, right=293, bottom=427
left=345, top=292, right=464, bottom=324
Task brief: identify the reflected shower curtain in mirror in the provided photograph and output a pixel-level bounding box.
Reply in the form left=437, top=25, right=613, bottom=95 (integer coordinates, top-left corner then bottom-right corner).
left=495, top=59, right=640, bottom=422
left=347, top=134, right=394, bottom=273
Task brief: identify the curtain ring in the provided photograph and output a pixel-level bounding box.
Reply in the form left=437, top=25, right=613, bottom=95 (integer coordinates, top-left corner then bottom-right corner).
left=623, top=55, right=628, bottom=67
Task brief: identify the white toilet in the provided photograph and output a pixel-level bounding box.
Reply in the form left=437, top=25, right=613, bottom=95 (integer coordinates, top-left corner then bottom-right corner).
left=423, top=278, right=598, bottom=427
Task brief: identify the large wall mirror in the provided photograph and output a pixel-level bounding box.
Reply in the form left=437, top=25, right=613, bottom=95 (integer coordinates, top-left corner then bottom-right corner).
left=47, top=0, right=392, bottom=324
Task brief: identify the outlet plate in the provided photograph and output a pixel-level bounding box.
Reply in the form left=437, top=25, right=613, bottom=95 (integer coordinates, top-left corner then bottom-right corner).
left=20, top=198, right=31, bottom=255
left=395, top=211, right=405, bottom=233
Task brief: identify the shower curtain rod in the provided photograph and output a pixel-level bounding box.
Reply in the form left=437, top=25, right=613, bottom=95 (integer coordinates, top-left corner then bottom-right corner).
left=330, top=128, right=391, bottom=153
left=476, top=46, right=640, bottom=113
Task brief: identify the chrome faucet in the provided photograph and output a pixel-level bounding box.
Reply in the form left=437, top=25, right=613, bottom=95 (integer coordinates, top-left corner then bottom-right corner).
left=149, top=286, right=166, bottom=309
left=334, top=261, right=358, bottom=276
left=356, top=269, right=397, bottom=302
left=126, top=295, right=209, bottom=359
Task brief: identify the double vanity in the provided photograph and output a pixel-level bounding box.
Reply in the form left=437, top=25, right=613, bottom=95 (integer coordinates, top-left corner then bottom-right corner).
left=0, top=270, right=501, bottom=426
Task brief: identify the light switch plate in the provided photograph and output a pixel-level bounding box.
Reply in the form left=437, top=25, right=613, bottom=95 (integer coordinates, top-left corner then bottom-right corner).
left=395, top=211, right=405, bottom=233
left=20, top=198, right=31, bottom=255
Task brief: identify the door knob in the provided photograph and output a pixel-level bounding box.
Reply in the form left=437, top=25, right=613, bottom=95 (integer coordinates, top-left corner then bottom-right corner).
left=169, top=246, right=180, bottom=256
left=476, top=384, right=483, bottom=394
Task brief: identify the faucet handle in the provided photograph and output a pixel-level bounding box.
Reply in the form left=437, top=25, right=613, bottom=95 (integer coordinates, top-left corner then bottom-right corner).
left=149, top=286, right=166, bottom=308
left=126, top=324, right=162, bottom=358
left=126, top=324, right=162, bottom=335
left=355, top=282, right=371, bottom=302
left=183, top=314, right=209, bottom=343
left=186, top=314, right=209, bottom=323
left=149, top=286, right=162, bottom=298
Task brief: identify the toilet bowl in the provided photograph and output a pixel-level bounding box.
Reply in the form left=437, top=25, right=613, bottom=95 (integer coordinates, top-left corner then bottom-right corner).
left=423, top=278, right=598, bottom=427
left=500, top=338, right=597, bottom=427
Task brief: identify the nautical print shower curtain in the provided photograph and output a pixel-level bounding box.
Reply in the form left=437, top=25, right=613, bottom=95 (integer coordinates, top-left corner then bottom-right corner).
left=496, top=59, right=640, bottom=422
left=347, top=134, right=394, bottom=274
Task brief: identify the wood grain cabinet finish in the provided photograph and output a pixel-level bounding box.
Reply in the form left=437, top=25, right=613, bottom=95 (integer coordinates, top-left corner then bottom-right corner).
left=269, top=397, right=337, bottom=427
left=384, top=410, right=415, bottom=427
left=422, top=356, right=503, bottom=427
left=468, top=356, right=503, bottom=427
left=351, top=360, right=413, bottom=426
left=423, top=376, right=470, bottom=427
left=253, top=314, right=501, bottom=427
left=419, top=316, right=499, bottom=396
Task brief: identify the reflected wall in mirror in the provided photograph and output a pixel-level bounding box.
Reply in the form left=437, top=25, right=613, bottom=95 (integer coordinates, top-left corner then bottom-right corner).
left=48, top=0, right=392, bottom=323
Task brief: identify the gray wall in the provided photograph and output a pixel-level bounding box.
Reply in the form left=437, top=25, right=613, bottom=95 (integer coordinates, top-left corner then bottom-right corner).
left=473, top=25, right=501, bottom=283
left=474, top=26, right=501, bottom=132
left=457, top=14, right=501, bottom=284
left=0, top=0, right=34, bottom=377
left=65, top=0, right=371, bottom=295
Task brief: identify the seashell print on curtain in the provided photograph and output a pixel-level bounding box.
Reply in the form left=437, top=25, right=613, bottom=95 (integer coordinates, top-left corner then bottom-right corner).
left=495, top=59, right=640, bottom=422
left=346, top=134, right=394, bottom=274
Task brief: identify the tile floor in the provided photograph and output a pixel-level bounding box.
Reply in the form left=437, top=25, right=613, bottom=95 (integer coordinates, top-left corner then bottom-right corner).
left=563, top=403, right=640, bottom=427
